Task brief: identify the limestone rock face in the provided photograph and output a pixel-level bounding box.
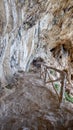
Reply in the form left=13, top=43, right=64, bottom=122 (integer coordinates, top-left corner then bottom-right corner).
left=0, top=0, right=73, bottom=85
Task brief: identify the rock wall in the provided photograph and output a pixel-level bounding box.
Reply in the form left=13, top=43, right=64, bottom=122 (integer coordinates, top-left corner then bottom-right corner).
left=0, top=0, right=73, bottom=85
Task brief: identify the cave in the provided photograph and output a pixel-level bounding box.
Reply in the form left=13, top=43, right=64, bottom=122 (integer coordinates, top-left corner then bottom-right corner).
left=0, top=0, right=73, bottom=130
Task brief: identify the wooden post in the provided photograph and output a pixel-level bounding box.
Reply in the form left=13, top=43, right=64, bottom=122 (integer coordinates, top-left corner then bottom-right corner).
left=59, top=71, right=66, bottom=106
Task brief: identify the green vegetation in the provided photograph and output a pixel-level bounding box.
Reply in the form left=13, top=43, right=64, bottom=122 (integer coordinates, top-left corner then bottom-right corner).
left=54, top=83, right=59, bottom=91
left=65, top=92, right=73, bottom=103
left=54, top=83, right=73, bottom=103
left=50, top=70, right=54, bottom=74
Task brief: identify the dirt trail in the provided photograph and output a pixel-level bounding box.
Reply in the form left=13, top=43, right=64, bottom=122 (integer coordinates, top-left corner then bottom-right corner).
left=0, top=71, right=73, bottom=130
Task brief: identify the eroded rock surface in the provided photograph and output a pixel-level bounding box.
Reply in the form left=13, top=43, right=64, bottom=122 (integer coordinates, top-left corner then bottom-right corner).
left=0, top=0, right=73, bottom=85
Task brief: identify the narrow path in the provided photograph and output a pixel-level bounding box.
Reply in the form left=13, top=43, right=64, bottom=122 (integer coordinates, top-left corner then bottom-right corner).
left=0, top=71, right=73, bottom=130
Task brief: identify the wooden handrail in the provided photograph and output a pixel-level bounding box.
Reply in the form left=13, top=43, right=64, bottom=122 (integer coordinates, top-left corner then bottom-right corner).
left=38, top=62, right=67, bottom=106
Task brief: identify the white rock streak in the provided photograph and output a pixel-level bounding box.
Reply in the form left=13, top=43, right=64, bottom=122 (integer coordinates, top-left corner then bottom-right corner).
left=0, top=12, right=53, bottom=85
left=11, top=0, right=18, bottom=29
left=3, top=0, right=10, bottom=34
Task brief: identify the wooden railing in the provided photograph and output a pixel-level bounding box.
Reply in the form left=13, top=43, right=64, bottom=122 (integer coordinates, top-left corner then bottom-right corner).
left=38, top=62, right=68, bottom=106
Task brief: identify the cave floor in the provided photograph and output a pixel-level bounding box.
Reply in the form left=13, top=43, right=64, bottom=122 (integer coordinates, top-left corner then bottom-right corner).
left=0, top=70, right=73, bottom=130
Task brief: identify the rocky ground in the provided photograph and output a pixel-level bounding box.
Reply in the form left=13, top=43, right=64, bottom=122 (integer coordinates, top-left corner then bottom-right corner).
left=0, top=69, right=73, bottom=130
